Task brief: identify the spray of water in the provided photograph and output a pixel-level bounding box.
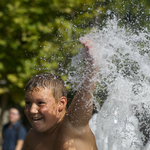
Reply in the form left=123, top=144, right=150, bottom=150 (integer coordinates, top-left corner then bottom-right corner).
left=68, top=17, right=150, bottom=150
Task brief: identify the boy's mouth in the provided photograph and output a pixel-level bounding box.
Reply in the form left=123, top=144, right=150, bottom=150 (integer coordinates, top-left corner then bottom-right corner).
left=32, top=117, right=43, bottom=121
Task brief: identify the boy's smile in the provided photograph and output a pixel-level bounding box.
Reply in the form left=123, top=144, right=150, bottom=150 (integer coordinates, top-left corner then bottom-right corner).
left=24, top=87, right=60, bottom=133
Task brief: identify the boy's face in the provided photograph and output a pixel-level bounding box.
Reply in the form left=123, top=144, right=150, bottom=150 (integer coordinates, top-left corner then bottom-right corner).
left=24, top=87, right=60, bottom=133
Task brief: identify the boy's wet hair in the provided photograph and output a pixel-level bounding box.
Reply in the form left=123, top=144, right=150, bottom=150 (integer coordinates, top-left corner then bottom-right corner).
left=26, top=73, right=67, bottom=102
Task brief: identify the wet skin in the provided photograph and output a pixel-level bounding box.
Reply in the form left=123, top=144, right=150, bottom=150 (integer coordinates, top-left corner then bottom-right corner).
left=23, top=87, right=97, bottom=150
left=24, top=87, right=61, bottom=133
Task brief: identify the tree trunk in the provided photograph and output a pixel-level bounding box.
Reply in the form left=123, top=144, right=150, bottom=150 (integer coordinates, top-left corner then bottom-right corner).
left=0, top=92, right=8, bottom=127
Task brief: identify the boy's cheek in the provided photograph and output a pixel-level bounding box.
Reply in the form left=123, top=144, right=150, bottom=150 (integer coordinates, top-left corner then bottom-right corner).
left=24, top=108, right=29, bottom=116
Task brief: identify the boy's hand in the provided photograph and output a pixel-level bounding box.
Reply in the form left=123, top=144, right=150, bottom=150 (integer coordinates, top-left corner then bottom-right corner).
left=80, top=37, right=98, bottom=67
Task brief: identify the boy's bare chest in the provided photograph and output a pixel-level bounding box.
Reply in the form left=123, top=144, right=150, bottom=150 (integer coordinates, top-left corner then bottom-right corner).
left=28, top=135, right=70, bottom=150
left=28, top=132, right=97, bottom=150
left=28, top=123, right=97, bottom=150
left=29, top=137, right=93, bottom=150
left=29, top=131, right=77, bottom=150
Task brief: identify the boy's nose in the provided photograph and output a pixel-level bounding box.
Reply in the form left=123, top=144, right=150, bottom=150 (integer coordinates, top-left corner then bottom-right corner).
left=30, top=104, right=38, bottom=114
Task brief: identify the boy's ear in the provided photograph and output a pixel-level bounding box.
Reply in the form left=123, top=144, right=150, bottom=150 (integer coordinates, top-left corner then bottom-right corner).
left=58, top=97, right=67, bottom=112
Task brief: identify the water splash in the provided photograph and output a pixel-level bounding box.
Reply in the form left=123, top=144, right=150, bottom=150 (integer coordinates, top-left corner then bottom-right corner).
left=68, top=17, right=150, bottom=150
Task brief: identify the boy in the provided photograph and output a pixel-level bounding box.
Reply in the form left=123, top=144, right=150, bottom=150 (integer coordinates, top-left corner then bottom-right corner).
left=23, top=38, right=98, bottom=150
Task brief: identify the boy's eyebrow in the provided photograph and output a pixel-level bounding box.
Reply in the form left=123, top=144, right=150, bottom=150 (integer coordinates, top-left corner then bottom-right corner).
left=36, top=99, right=46, bottom=101
left=25, top=98, right=49, bottom=102
left=25, top=97, right=30, bottom=101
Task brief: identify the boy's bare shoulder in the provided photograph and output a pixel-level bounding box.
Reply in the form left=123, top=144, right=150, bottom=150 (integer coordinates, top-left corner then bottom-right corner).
left=55, top=117, right=98, bottom=150
left=26, top=128, right=39, bottom=138
left=23, top=128, right=42, bottom=150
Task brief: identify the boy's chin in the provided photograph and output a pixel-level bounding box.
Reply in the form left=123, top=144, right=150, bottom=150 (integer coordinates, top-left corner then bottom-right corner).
left=32, top=126, right=46, bottom=133
left=31, top=123, right=45, bottom=132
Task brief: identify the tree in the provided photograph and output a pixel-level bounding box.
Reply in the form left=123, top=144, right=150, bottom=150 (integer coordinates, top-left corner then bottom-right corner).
left=0, top=0, right=101, bottom=127
left=1, top=0, right=150, bottom=129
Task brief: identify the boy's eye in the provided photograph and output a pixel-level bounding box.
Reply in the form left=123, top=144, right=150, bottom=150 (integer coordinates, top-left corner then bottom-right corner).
left=25, top=102, right=31, bottom=106
left=38, top=102, right=45, bottom=105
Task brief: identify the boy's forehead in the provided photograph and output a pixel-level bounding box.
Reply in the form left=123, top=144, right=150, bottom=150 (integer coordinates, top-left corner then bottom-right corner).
left=25, top=86, right=53, bottom=97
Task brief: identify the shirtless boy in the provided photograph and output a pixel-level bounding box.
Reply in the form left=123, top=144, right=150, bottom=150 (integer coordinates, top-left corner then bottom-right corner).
left=23, top=38, right=98, bottom=150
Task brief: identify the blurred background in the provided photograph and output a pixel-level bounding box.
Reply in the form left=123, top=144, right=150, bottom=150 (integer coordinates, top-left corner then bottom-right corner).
left=1, top=0, right=150, bottom=149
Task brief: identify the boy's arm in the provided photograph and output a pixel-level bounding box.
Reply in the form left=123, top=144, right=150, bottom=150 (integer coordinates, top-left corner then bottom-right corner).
left=67, top=38, right=98, bottom=127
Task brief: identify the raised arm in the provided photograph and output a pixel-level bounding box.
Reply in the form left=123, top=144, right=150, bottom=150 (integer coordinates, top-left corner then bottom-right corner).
left=67, top=37, right=98, bottom=127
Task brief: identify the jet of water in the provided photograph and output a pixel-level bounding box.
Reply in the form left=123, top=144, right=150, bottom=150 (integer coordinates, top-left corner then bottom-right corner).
left=68, top=17, right=150, bottom=150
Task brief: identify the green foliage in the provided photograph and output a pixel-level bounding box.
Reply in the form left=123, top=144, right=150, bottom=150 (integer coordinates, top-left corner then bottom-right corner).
left=96, top=0, right=150, bottom=31
left=0, top=0, right=150, bottom=108
left=0, top=0, right=100, bottom=107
